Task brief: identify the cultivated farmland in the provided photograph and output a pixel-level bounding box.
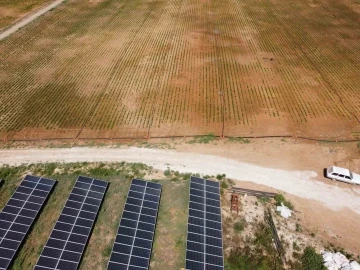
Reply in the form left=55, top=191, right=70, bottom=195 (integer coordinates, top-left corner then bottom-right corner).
left=0, top=0, right=54, bottom=29
left=0, top=0, right=359, bottom=140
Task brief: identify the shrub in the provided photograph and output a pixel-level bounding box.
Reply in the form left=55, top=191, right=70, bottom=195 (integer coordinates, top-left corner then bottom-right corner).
left=0, top=166, right=22, bottom=179
left=275, top=194, right=294, bottom=210
left=171, top=177, right=179, bottom=182
left=253, top=223, right=273, bottom=250
left=221, top=181, right=228, bottom=189
left=163, top=169, right=171, bottom=177
left=88, top=167, right=119, bottom=177
left=293, top=242, right=300, bottom=251
left=234, top=219, right=246, bottom=233
left=301, top=247, right=326, bottom=270
left=44, top=163, right=57, bottom=175
left=216, top=174, right=226, bottom=180
left=257, top=197, right=270, bottom=204
left=229, top=137, right=251, bottom=144
left=181, top=173, right=191, bottom=180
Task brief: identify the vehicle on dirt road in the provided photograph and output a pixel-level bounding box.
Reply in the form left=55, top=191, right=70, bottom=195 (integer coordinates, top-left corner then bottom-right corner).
left=325, top=166, right=360, bottom=185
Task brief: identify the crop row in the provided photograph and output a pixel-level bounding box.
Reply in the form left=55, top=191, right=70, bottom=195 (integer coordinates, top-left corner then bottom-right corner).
left=0, top=0, right=359, bottom=139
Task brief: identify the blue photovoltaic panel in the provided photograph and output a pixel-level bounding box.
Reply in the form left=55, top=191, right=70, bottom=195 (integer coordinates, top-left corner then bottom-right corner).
left=34, top=176, right=108, bottom=270
left=107, top=179, right=162, bottom=270
left=185, top=177, right=224, bottom=270
left=0, top=175, right=56, bottom=270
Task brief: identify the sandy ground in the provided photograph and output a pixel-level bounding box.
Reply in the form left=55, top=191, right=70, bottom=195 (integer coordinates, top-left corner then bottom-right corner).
left=0, top=0, right=64, bottom=41
left=0, top=138, right=359, bottom=253
left=1, top=146, right=359, bottom=213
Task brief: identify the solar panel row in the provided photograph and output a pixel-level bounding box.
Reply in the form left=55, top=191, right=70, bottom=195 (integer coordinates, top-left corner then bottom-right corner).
left=0, top=175, right=56, bottom=270
left=186, top=177, right=224, bottom=270
left=1, top=174, right=224, bottom=270
left=34, top=176, right=108, bottom=270
left=107, top=179, right=162, bottom=270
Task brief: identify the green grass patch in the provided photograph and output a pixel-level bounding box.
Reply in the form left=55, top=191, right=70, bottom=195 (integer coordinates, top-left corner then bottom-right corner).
left=187, top=134, right=217, bottom=144
left=233, top=219, right=247, bottom=233
left=275, top=194, right=294, bottom=210
left=301, top=247, right=326, bottom=270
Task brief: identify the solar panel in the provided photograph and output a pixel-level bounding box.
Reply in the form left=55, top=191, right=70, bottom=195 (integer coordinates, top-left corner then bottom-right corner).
left=34, top=176, right=108, bottom=270
left=185, top=177, right=224, bottom=270
left=107, top=179, right=162, bottom=270
left=0, top=175, right=56, bottom=270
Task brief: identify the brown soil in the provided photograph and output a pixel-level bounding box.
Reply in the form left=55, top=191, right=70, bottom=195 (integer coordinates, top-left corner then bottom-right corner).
left=0, top=0, right=359, bottom=141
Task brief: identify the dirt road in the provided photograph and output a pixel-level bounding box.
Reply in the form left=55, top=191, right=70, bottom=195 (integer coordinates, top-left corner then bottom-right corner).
left=0, top=146, right=359, bottom=214
left=0, top=0, right=64, bottom=41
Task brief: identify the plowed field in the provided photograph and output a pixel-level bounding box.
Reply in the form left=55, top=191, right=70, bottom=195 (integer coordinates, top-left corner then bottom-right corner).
left=0, top=0, right=54, bottom=29
left=0, top=0, right=359, bottom=140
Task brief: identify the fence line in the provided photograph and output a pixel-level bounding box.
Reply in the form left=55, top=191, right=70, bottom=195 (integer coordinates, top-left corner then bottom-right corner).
left=2, top=133, right=360, bottom=143
left=264, top=208, right=287, bottom=265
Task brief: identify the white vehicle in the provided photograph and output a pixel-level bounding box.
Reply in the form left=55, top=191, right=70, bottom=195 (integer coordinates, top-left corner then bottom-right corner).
left=326, top=166, right=360, bottom=185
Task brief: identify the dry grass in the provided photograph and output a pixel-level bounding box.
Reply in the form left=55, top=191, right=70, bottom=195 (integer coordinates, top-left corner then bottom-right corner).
left=149, top=181, right=188, bottom=270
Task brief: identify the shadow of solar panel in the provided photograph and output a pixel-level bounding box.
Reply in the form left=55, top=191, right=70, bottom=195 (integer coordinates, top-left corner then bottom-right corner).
left=0, top=175, right=56, bottom=270
left=34, top=176, right=108, bottom=270
left=185, top=177, right=224, bottom=270
left=107, top=179, right=162, bottom=270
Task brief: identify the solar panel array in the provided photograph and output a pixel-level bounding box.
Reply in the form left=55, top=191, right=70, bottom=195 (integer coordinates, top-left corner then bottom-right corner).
left=35, top=176, right=108, bottom=270
left=107, top=179, right=162, bottom=270
left=185, top=177, right=224, bottom=270
left=0, top=175, right=56, bottom=270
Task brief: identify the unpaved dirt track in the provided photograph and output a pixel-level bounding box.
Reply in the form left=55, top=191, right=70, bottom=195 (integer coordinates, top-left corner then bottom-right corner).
left=0, top=0, right=64, bottom=41
left=0, top=147, right=359, bottom=214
